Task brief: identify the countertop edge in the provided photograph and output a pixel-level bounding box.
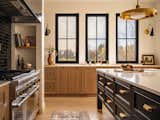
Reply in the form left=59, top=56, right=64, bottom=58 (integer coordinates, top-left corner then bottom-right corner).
left=96, top=69, right=160, bottom=96
left=45, top=64, right=160, bottom=68
left=0, top=81, right=10, bottom=88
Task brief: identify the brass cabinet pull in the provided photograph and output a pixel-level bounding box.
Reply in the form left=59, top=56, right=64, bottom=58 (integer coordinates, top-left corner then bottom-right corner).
left=98, top=81, right=104, bottom=86
left=119, top=112, right=127, bottom=118
left=143, top=104, right=154, bottom=112
left=119, top=89, right=127, bottom=94
left=107, top=82, right=112, bottom=86
left=106, top=99, right=112, bottom=104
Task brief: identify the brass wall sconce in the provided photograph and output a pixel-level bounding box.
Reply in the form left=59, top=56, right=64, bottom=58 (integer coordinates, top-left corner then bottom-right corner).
left=45, top=24, right=51, bottom=36
left=144, top=24, right=154, bottom=36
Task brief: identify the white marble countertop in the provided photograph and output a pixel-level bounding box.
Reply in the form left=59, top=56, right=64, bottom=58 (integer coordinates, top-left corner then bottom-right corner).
left=96, top=68, right=160, bottom=96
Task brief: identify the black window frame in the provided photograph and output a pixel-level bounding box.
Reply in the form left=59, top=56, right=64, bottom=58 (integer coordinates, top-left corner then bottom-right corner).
left=116, top=13, right=139, bottom=63
left=85, top=14, right=109, bottom=63
left=55, top=13, right=79, bottom=63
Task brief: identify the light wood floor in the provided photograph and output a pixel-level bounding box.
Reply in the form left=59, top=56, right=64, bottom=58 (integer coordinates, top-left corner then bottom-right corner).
left=36, top=97, right=114, bottom=120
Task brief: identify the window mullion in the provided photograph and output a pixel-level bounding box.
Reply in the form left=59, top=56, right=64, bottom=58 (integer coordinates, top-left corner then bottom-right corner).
left=96, top=16, right=98, bottom=62
left=66, top=17, right=68, bottom=60
left=126, top=20, right=128, bottom=62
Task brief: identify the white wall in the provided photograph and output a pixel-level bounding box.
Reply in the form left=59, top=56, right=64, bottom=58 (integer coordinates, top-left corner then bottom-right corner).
left=155, top=3, right=160, bottom=64
left=44, top=1, right=158, bottom=64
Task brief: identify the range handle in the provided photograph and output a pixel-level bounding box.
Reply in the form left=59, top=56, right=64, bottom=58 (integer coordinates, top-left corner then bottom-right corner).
left=12, top=85, right=39, bottom=108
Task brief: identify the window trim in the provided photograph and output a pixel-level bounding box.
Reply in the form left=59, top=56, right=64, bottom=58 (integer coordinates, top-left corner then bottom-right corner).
left=116, top=13, right=139, bottom=63
left=55, top=13, right=79, bottom=63
left=85, top=14, right=109, bottom=63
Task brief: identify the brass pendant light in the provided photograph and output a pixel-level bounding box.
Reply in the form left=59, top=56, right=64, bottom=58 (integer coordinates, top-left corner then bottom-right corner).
left=120, top=0, right=157, bottom=20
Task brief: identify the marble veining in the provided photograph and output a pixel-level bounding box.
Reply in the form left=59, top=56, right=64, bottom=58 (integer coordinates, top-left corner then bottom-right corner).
left=96, top=68, right=160, bottom=96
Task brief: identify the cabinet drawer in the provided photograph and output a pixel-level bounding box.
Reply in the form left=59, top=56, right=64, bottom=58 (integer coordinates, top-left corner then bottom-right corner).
left=115, top=103, right=130, bottom=120
left=104, top=94, right=114, bottom=113
left=98, top=75, right=105, bottom=85
left=133, top=87, right=160, bottom=120
left=105, top=76, right=114, bottom=93
left=98, top=81, right=104, bottom=92
left=115, top=80, right=131, bottom=106
left=98, top=91, right=104, bottom=102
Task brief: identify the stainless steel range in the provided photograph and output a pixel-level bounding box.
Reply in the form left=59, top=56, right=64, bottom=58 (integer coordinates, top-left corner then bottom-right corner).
left=0, top=70, right=40, bottom=120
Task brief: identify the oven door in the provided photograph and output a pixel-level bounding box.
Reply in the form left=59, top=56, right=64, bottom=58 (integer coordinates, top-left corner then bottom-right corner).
left=12, top=86, right=39, bottom=120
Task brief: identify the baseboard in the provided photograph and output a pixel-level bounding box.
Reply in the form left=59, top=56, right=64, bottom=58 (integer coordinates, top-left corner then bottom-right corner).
left=45, top=93, right=97, bottom=97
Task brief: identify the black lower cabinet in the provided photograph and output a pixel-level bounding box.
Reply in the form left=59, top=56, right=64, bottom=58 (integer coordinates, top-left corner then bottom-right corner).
left=97, top=73, right=160, bottom=120
left=132, top=87, right=160, bottom=120
left=104, top=93, right=114, bottom=114
left=115, top=103, right=130, bottom=120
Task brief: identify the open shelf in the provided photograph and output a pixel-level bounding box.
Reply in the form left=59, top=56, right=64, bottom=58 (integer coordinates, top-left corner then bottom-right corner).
left=16, top=46, right=36, bottom=49
left=11, top=23, right=37, bottom=69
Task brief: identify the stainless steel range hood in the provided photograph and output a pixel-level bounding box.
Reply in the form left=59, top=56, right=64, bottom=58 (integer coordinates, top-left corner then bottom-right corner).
left=23, top=0, right=42, bottom=22
left=9, top=0, right=41, bottom=23
left=10, top=0, right=32, bottom=16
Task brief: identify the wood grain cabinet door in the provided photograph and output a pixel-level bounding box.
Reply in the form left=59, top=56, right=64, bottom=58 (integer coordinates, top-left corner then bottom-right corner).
left=45, top=82, right=56, bottom=94
left=45, top=67, right=58, bottom=94
left=0, top=90, right=3, bottom=120
left=81, top=68, right=96, bottom=94
left=45, top=67, right=57, bottom=81
left=57, top=67, right=69, bottom=94
left=0, top=84, right=9, bottom=120
left=4, top=85, right=9, bottom=120
left=67, top=67, right=81, bottom=94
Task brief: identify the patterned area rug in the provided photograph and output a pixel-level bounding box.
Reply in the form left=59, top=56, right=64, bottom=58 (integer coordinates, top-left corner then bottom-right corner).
left=50, top=111, right=90, bottom=120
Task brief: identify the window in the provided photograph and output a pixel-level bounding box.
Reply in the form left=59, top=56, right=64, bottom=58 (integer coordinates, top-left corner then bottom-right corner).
left=86, top=14, right=108, bottom=63
left=55, top=14, right=79, bottom=63
left=116, top=14, right=138, bottom=63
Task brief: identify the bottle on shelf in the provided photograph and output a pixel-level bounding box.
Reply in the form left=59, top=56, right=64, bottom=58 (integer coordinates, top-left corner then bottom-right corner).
left=17, top=55, right=21, bottom=70
left=21, top=57, right=24, bottom=70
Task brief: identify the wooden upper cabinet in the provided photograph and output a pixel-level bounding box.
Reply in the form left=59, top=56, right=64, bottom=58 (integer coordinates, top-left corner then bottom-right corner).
left=81, top=67, right=96, bottom=94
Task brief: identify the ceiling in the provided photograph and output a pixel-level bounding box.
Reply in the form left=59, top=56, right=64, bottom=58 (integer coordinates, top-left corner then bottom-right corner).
left=46, top=0, right=156, bottom=3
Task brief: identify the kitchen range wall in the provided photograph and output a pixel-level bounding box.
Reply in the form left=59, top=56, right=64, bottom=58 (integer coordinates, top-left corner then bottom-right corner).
left=0, top=12, right=11, bottom=70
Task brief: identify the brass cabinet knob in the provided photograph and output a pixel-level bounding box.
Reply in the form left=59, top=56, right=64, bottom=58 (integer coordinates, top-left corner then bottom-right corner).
left=107, top=82, right=112, bottom=86
left=119, top=112, right=127, bottom=118
left=119, top=89, right=127, bottom=94
left=106, top=99, right=112, bottom=104
left=99, top=92, right=103, bottom=95
left=143, top=104, right=154, bottom=112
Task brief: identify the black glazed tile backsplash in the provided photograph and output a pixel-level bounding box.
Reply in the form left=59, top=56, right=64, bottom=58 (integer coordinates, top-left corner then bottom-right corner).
left=0, top=14, right=11, bottom=70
